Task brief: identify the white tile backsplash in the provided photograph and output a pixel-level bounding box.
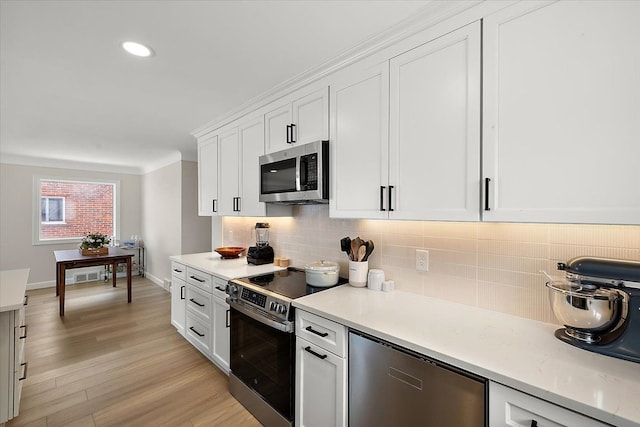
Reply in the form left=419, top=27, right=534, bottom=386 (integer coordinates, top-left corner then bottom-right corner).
left=222, top=205, right=640, bottom=325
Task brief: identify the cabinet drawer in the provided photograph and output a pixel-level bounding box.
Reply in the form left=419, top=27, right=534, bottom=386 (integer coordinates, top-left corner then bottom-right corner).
left=171, top=262, right=187, bottom=280
left=186, top=285, right=213, bottom=321
left=185, top=312, right=212, bottom=356
left=211, top=276, right=228, bottom=300
left=296, top=310, right=346, bottom=357
left=186, top=267, right=212, bottom=293
left=489, top=382, right=607, bottom=427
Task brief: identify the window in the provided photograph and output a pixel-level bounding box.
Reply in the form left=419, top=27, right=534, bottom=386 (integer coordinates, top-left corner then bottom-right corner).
left=41, top=197, right=65, bottom=223
left=33, top=176, right=120, bottom=245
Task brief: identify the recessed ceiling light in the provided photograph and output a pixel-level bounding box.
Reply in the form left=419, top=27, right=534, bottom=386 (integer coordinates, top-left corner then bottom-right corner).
left=122, top=41, right=153, bottom=57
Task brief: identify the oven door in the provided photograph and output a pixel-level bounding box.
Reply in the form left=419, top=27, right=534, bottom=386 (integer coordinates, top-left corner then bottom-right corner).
left=230, top=305, right=295, bottom=421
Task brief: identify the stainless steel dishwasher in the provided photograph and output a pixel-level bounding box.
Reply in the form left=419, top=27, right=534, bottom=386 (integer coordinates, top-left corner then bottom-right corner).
left=349, top=331, right=487, bottom=426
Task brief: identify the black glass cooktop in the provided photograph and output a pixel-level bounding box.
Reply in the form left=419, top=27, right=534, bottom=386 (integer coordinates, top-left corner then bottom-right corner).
left=237, top=268, right=345, bottom=300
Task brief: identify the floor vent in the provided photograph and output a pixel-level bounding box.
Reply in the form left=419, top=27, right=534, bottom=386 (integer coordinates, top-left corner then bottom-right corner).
left=74, top=271, right=100, bottom=283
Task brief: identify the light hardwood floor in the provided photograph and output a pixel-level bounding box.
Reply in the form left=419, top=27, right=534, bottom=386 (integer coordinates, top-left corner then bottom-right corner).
left=7, top=277, right=262, bottom=427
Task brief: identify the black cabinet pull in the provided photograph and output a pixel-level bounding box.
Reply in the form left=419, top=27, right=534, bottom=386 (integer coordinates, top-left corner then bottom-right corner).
left=305, top=346, right=328, bottom=360
left=290, top=123, right=296, bottom=143
left=388, top=185, right=395, bottom=212
left=173, top=268, right=183, bottom=273
left=212, top=199, right=217, bottom=213
left=306, top=326, right=329, bottom=337
left=19, top=362, right=28, bottom=381
left=286, top=124, right=291, bottom=144
left=484, top=177, right=491, bottom=211
left=189, top=298, right=205, bottom=307
left=180, top=285, right=185, bottom=300
left=189, top=326, right=205, bottom=337
left=215, top=286, right=226, bottom=292
left=226, top=309, right=230, bottom=328
left=236, top=197, right=241, bottom=212
left=530, top=421, right=538, bottom=427
left=380, top=186, right=386, bottom=211
left=190, top=275, right=205, bottom=283
left=19, top=324, right=27, bottom=339
left=23, top=295, right=28, bottom=306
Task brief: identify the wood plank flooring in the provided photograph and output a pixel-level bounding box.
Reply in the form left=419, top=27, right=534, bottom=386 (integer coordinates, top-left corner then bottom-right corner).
left=7, top=277, right=261, bottom=427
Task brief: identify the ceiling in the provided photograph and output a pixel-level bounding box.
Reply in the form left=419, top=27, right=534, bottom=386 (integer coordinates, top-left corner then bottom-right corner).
left=0, top=0, right=432, bottom=174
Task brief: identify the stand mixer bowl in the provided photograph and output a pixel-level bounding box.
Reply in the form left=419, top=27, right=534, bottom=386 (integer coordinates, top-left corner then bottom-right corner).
left=546, top=280, right=624, bottom=342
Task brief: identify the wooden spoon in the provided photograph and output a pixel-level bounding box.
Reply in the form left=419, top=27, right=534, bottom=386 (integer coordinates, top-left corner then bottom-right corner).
left=351, top=239, right=360, bottom=261
left=357, top=245, right=366, bottom=262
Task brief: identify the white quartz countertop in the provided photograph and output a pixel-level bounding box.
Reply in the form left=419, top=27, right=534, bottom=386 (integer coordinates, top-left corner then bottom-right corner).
left=0, top=268, right=30, bottom=312
left=293, top=285, right=640, bottom=427
left=169, top=252, right=284, bottom=281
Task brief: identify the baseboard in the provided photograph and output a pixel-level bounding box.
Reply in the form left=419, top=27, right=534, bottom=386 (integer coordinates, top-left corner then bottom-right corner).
left=145, top=272, right=167, bottom=291
left=27, top=280, right=56, bottom=290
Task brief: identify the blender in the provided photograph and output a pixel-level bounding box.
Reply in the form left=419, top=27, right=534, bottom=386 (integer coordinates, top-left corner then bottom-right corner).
left=247, top=223, right=274, bottom=265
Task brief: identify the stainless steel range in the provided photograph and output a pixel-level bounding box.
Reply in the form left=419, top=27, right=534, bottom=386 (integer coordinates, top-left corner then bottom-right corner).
left=226, top=268, right=343, bottom=427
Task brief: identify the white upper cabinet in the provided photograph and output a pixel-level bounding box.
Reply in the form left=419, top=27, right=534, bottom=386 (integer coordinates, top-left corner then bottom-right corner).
left=265, top=86, right=329, bottom=153
left=217, top=126, right=240, bottom=216
left=482, top=0, right=640, bottom=224
left=216, top=116, right=292, bottom=217
left=330, top=63, right=390, bottom=219
left=330, top=21, right=481, bottom=221
left=389, top=20, right=481, bottom=221
left=197, top=134, right=219, bottom=216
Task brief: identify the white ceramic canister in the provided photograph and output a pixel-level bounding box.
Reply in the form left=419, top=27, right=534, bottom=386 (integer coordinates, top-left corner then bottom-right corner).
left=348, top=260, right=369, bottom=287
left=304, top=261, right=339, bottom=287
left=367, top=269, right=385, bottom=291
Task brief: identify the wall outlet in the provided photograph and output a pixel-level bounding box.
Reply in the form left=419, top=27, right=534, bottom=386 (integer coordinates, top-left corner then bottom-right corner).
left=416, top=249, right=429, bottom=272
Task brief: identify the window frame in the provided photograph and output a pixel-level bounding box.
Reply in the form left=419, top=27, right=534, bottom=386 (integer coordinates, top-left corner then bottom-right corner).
left=33, top=175, right=121, bottom=246
left=41, top=196, right=66, bottom=224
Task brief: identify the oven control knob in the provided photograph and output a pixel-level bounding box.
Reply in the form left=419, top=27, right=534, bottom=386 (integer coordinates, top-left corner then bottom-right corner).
left=228, top=285, right=238, bottom=295
left=277, top=304, right=287, bottom=315
left=269, top=301, right=277, bottom=311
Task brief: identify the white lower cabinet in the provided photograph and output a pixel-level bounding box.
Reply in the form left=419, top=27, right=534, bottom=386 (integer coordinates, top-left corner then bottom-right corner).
left=169, top=261, right=230, bottom=374
left=295, top=310, right=347, bottom=427
left=1, top=306, right=27, bottom=425
left=170, top=262, right=187, bottom=336
left=489, top=382, right=608, bottom=427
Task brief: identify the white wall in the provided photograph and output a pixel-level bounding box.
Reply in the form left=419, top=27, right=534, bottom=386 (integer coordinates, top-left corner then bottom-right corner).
left=181, top=161, right=211, bottom=255
left=0, top=163, right=142, bottom=285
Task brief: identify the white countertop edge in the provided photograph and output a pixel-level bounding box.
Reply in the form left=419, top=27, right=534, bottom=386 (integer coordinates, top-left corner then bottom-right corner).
left=169, top=252, right=285, bottom=281
left=0, top=268, right=30, bottom=312
left=293, top=286, right=640, bottom=427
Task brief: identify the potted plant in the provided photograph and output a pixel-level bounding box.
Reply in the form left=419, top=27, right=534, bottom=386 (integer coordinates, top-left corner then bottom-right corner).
left=80, top=233, right=111, bottom=255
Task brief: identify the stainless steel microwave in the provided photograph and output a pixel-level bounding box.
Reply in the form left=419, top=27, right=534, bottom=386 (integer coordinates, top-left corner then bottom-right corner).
left=259, top=140, right=329, bottom=204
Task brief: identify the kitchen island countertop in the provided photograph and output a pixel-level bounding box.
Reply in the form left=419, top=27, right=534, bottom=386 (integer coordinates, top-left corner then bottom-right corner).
left=293, top=285, right=640, bottom=427
left=169, top=252, right=284, bottom=281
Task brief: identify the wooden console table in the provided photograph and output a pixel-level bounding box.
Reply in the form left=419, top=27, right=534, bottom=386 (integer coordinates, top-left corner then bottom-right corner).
left=54, top=248, right=134, bottom=316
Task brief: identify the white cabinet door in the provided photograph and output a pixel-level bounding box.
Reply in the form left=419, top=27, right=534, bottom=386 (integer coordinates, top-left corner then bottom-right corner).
left=217, top=126, right=240, bottom=216
left=211, top=295, right=230, bottom=374
left=170, top=277, right=186, bottom=336
left=295, top=337, right=347, bottom=427
left=264, top=102, right=292, bottom=154
left=265, top=86, right=329, bottom=153
left=389, top=20, right=481, bottom=221
left=292, top=87, right=329, bottom=146
left=330, top=63, right=390, bottom=219
left=483, top=1, right=640, bottom=224
left=238, top=115, right=266, bottom=217
left=197, top=134, right=219, bottom=216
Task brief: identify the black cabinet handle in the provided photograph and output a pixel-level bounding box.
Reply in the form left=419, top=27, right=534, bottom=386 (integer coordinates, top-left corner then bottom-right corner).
left=23, top=295, right=28, bottom=306
left=212, top=199, right=217, bottom=213
left=388, top=185, right=394, bottom=212
left=304, top=346, right=328, bottom=360
left=190, top=275, right=205, bottom=283
left=306, top=326, right=329, bottom=337
left=226, top=309, right=230, bottom=328
left=286, top=124, right=291, bottom=144
left=484, top=177, right=491, bottom=211
left=189, top=298, right=205, bottom=307
left=19, top=324, right=27, bottom=339
left=380, top=186, right=386, bottom=211
left=173, top=268, right=183, bottom=273
left=189, top=326, right=205, bottom=337
left=290, top=123, right=296, bottom=143
left=215, top=286, right=226, bottom=292
left=19, top=362, right=28, bottom=381
left=530, top=421, right=538, bottom=427
left=236, top=197, right=241, bottom=212
left=180, top=285, right=185, bottom=300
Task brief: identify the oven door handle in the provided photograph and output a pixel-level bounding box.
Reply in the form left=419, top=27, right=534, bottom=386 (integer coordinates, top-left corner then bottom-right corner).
left=227, top=299, right=294, bottom=333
